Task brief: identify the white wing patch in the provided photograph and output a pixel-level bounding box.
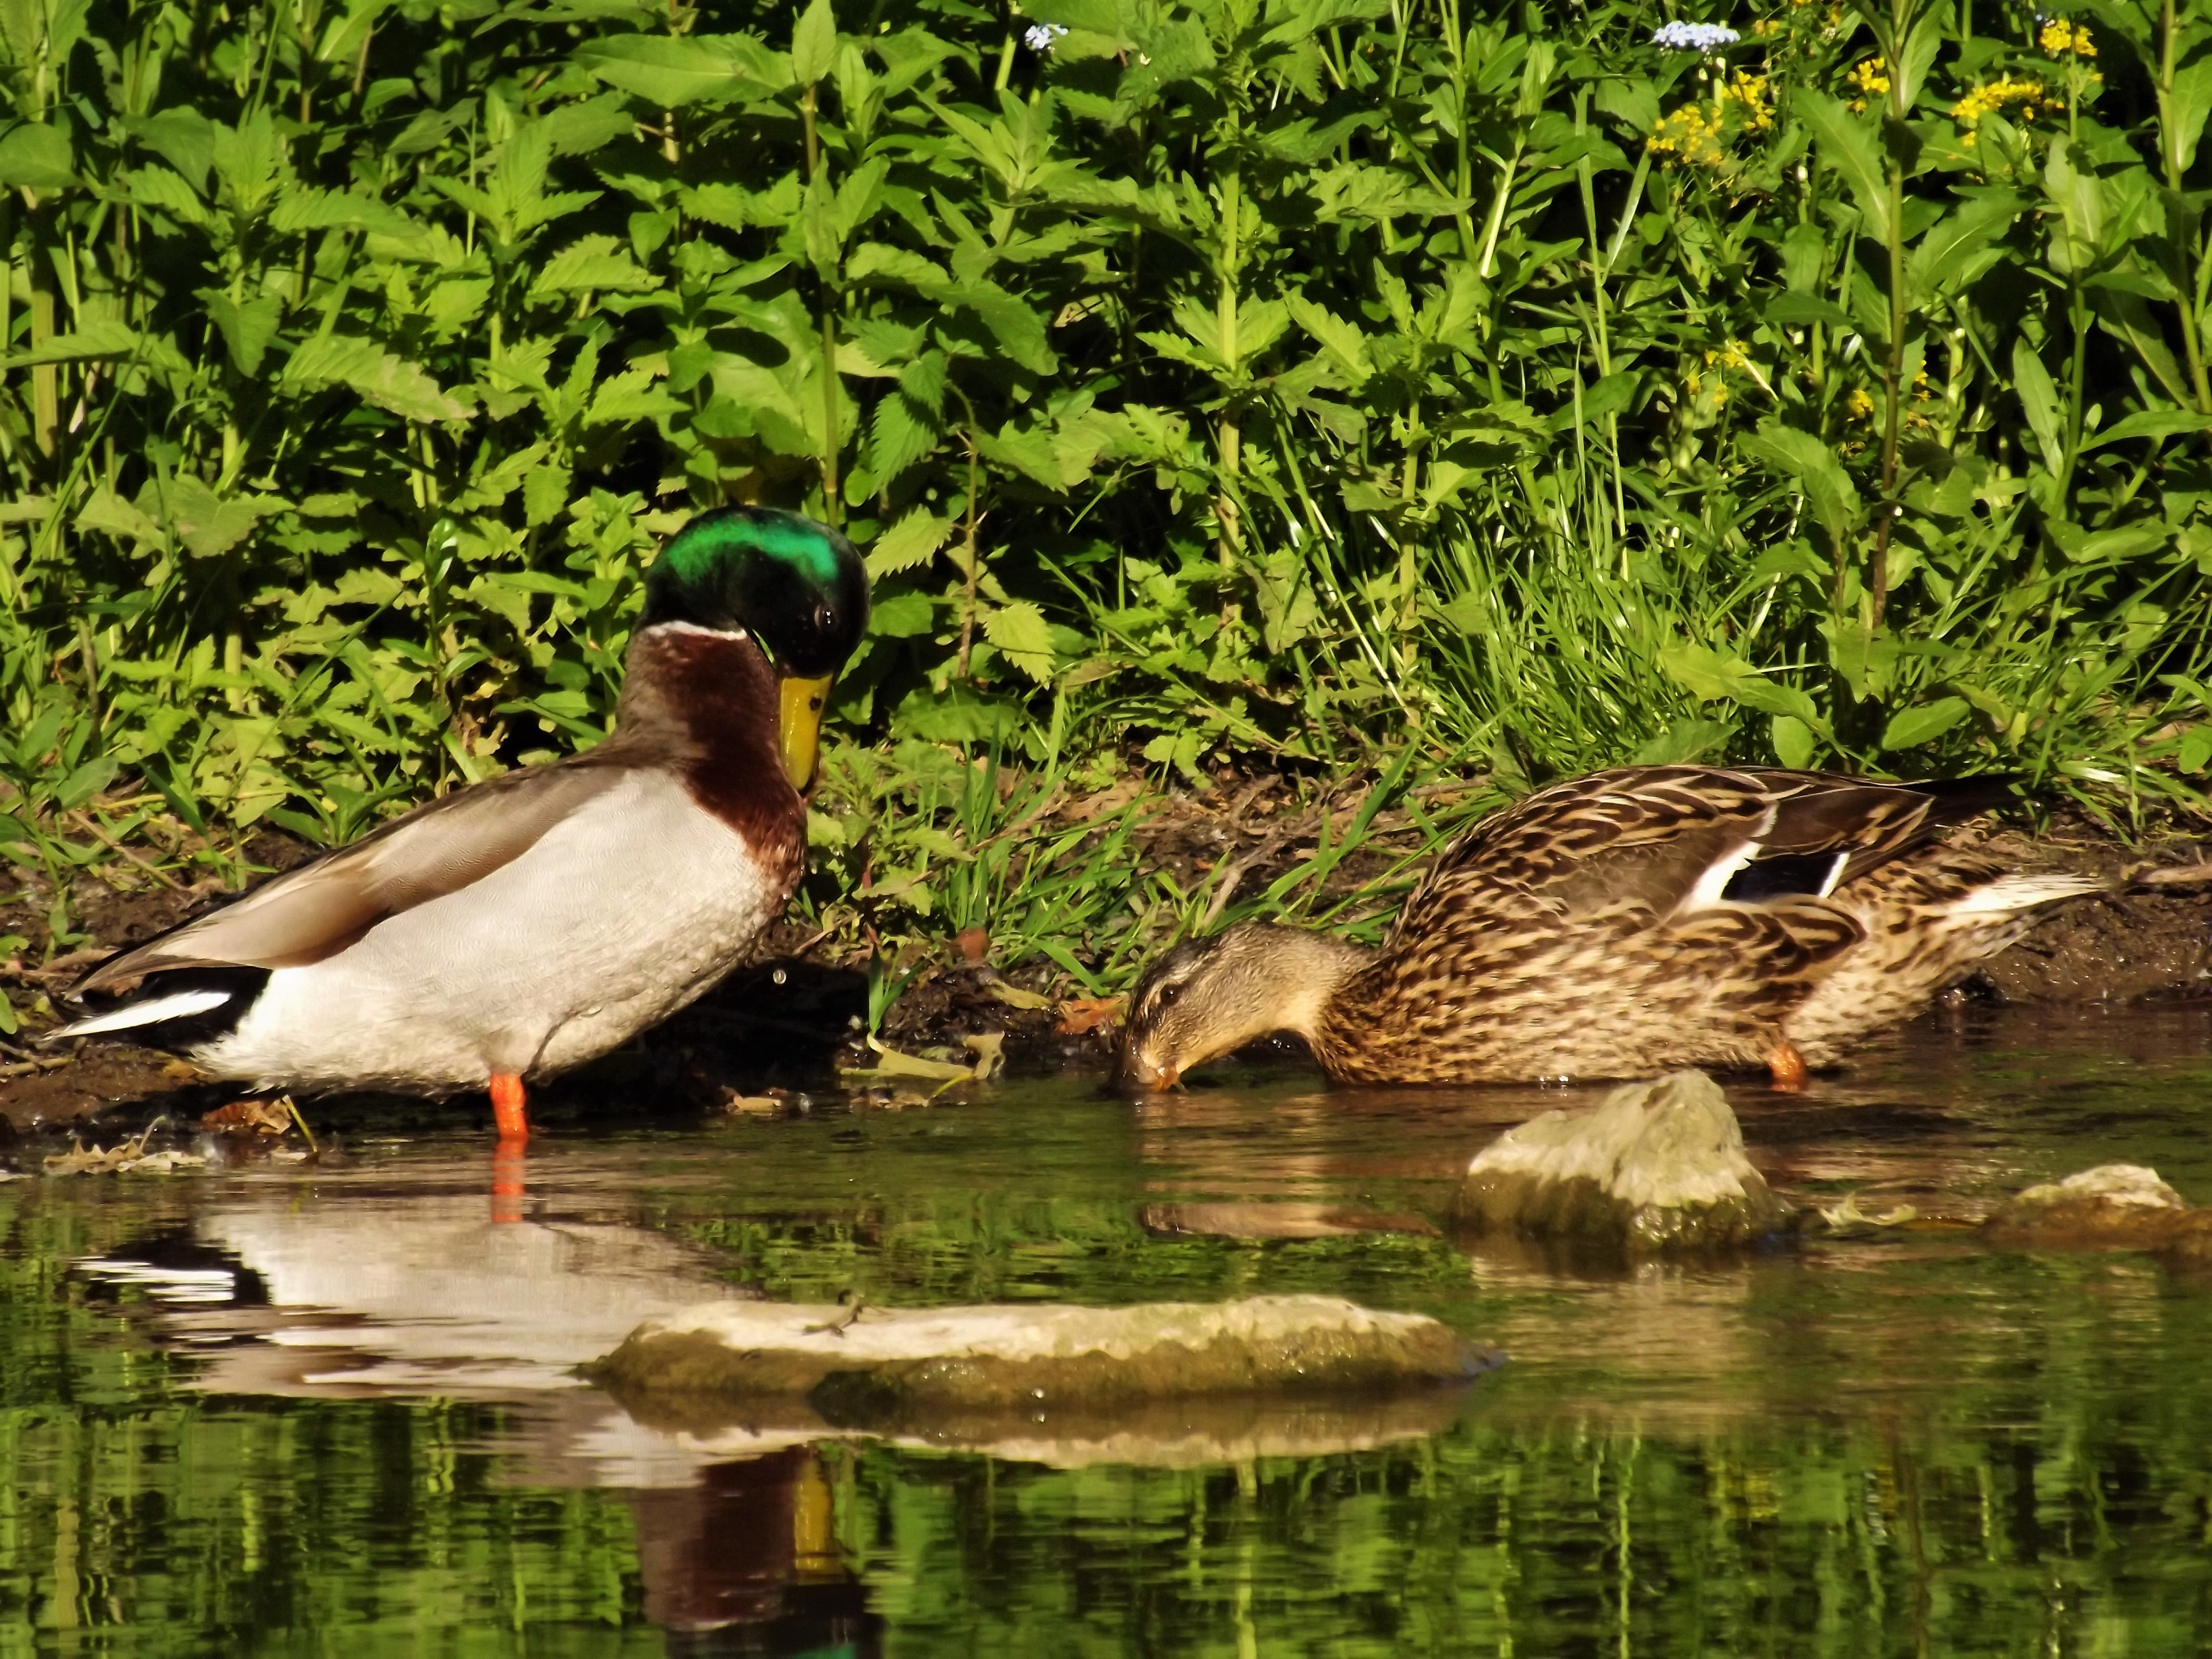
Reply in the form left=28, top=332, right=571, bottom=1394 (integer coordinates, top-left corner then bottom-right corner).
left=1680, top=838, right=1759, bottom=912
left=1945, top=874, right=2105, bottom=916
left=51, top=987, right=235, bottom=1038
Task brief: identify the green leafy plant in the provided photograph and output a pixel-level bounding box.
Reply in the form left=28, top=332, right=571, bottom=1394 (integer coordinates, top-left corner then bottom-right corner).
left=0, top=0, right=2208, bottom=988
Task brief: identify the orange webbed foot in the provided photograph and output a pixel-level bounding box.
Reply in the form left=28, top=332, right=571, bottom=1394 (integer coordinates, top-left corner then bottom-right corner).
left=489, top=1073, right=529, bottom=1223
left=489, top=1072, right=529, bottom=1142
left=1767, top=1040, right=1809, bottom=1092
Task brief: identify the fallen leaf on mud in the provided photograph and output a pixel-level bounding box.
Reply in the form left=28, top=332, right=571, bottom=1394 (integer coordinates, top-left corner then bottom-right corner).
left=1057, top=777, right=1142, bottom=822
left=45, top=1127, right=207, bottom=1177
left=725, top=1093, right=782, bottom=1117
left=984, top=979, right=1052, bottom=1012
left=1056, top=996, right=1125, bottom=1036
left=963, top=1032, right=1006, bottom=1082
left=201, top=1097, right=293, bottom=1135
left=1817, top=1192, right=1922, bottom=1233
left=839, top=1034, right=1002, bottom=1096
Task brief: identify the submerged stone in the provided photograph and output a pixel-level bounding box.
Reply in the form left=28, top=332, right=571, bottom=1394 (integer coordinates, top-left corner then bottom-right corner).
left=587, top=1294, right=1493, bottom=1432
left=1982, top=1164, right=2212, bottom=1256
left=1453, top=1070, right=1790, bottom=1251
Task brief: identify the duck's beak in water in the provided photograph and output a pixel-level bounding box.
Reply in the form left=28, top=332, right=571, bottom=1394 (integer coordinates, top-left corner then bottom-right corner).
left=1119, top=1055, right=1182, bottom=1092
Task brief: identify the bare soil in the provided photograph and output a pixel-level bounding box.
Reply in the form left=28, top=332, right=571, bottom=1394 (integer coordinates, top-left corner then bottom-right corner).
left=2, top=794, right=2204, bottom=1141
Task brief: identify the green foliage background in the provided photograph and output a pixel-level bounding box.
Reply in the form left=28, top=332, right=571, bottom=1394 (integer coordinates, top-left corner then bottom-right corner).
left=3, top=0, right=2211, bottom=973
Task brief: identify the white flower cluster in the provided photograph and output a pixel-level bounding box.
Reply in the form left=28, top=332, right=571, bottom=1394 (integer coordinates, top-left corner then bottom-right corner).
left=1651, top=21, right=1739, bottom=51
left=1023, top=23, right=1070, bottom=51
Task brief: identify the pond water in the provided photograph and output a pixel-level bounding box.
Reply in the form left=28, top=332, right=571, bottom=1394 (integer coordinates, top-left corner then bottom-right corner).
left=5, top=1003, right=2212, bottom=1656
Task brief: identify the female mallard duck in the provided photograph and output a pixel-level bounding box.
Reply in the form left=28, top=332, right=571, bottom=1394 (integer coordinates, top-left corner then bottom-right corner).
left=1119, top=766, right=2103, bottom=1091
left=51, top=506, right=867, bottom=1141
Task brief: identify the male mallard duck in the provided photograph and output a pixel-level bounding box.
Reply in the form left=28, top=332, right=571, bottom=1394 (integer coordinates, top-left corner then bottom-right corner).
left=1119, top=766, right=2103, bottom=1091
left=51, top=506, right=867, bottom=1140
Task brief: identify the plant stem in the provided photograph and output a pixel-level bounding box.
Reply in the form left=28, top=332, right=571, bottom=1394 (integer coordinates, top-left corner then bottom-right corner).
left=27, top=220, right=56, bottom=462
left=1869, top=3, right=1913, bottom=632
left=801, top=79, right=841, bottom=524
left=956, top=417, right=981, bottom=678
left=2156, top=0, right=2212, bottom=413
left=1215, top=151, right=1243, bottom=568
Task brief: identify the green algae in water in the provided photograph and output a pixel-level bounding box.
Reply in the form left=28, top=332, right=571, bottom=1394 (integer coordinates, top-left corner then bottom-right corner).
left=4, top=1006, right=2212, bottom=1654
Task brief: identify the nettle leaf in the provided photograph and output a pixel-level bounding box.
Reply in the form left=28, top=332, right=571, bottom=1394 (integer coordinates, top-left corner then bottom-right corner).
left=584, top=367, right=679, bottom=426
left=575, top=35, right=784, bottom=106
left=707, top=358, right=815, bottom=454
left=269, top=186, right=419, bottom=239
left=283, top=333, right=473, bottom=422
left=847, top=241, right=947, bottom=287
left=1286, top=294, right=1373, bottom=385
left=200, top=291, right=284, bottom=376
left=544, top=94, right=636, bottom=157
left=210, top=109, right=284, bottom=218
left=868, top=588, right=936, bottom=637
left=421, top=276, right=492, bottom=334
left=126, top=107, right=217, bottom=190
left=835, top=155, right=889, bottom=240
left=524, top=462, right=573, bottom=527
left=454, top=441, right=550, bottom=510
left=391, top=100, right=476, bottom=156
left=680, top=181, right=753, bottom=230
left=792, top=0, right=838, bottom=85
left=1309, top=162, right=1457, bottom=222
left=979, top=427, right=1067, bottom=492
left=5, top=319, right=141, bottom=367
left=868, top=507, right=950, bottom=577
left=159, top=476, right=290, bottom=559
left=869, top=388, right=940, bottom=484
left=126, top=165, right=212, bottom=225
left=76, top=485, right=165, bottom=549
left=898, top=350, right=948, bottom=415
left=0, top=121, right=74, bottom=189
left=530, top=234, right=655, bottom=298
left=983, top=599, right=1056, bottom=683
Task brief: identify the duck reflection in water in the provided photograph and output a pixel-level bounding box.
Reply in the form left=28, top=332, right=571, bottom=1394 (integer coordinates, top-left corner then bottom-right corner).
left=627, top=1445, right=879, bottom=1656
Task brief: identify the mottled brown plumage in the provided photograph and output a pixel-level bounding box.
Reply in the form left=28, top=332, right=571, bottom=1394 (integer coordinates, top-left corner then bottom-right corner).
left=1119, top=766, right=2103, bottom=1090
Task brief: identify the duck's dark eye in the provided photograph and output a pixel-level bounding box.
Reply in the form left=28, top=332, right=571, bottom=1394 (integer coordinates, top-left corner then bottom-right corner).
left=1157, top=983, right=1183, bottom=1010
left=816, top=602, right=837, bottom=634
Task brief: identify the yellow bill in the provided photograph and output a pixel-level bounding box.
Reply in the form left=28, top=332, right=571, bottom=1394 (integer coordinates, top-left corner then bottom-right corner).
left=779, top=674, right=833, bottom=791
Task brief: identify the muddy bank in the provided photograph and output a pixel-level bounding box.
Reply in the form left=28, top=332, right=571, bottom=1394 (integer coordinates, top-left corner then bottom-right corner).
left=2, top=796, right=2204, bottom=1133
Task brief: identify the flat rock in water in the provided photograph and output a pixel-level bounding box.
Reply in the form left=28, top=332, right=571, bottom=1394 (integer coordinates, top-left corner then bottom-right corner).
left=588, top=1294, right=1493, bottom=1431
left=1982, top=1164, right=2212, bottom=1257
left=1453, top=1070, right=1789, bottom=1251
left=605, top=1386, right=1473, bottom=1471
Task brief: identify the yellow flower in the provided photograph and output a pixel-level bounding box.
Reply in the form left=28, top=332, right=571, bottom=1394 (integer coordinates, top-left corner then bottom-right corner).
left=1846, top=387, right=1874, bottom=420
left=1846, top=56, right=1890, bottom=111
left=2040, top=18, right=2096, bottom=58
left=1648, top=103, right=1726, bottom=167
left=1951, top=77, right=2055, bottom=127
left=1705, top=340, right=1752, bottom=372
left=1721, top=72, right=1774, bottom=132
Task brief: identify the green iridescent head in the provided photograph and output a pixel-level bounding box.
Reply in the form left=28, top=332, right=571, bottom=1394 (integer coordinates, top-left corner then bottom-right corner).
left=642, top=507, right=868, bottom=678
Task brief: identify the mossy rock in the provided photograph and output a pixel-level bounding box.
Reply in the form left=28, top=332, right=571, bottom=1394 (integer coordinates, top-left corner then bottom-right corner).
left=586, top=1294, right=1496, bottom=1433
left=1452, top=1070, right=1791, bottom=1253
